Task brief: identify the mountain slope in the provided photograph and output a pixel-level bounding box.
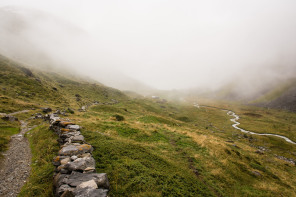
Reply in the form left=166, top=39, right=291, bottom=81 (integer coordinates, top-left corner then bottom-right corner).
left=191, top=76, right=296, bottom=112
left=0, top=54, right=127, bottom=112
left=0, top=54, right=296, bottom=196
left=252, top=79, right=296, bottom=112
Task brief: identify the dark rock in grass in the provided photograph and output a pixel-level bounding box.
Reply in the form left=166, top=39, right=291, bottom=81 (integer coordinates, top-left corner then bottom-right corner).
left=74, top=188, right=108, bottom=197
left=42, top=107, right=52, bottom=113
left=251, top=171, right=262, bottom=177
left=53, top=87, right=58, bottom=91
left=65, top=171, right=109, bottom=189
left=20, top=67, right=34, bottom=77
left=1, top=115, right=18, bottom=121
left=225, top=140, right=234, bottom=143
left=255, top=150, right=264, bottom=155
left=67, top=108, right=75, bottom=114
left=35, top=78, right=41, bottom=83
left=34, top=113, right=43, bottom=119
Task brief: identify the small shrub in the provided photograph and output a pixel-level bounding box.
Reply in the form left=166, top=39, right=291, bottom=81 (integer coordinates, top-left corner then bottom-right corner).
left=113, top=114, right=125, bottom=121
left=67, top=108, right=74, bottom=114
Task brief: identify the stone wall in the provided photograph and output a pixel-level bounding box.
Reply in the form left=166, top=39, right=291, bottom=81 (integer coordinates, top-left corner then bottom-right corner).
left=49, top=112, right=109, bottom=197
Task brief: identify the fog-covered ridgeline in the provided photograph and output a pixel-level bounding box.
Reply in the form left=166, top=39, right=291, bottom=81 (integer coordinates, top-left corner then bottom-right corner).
left=0, top=0, right=296, bottom=97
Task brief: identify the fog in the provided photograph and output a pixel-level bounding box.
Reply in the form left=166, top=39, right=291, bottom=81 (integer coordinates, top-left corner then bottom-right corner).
left=0, top=0, right=296, bottom=94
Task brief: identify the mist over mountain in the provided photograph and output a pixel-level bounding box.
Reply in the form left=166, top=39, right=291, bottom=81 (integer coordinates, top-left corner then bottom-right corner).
left=1, top=2, right=296, bottom=196
left=0, top=1, right=296, bottom=98
left=0, top=6, right=155, bottom=94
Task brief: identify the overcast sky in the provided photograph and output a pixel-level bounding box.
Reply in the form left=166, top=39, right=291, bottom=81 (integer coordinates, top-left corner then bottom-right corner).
left=1, top=0, right=296, bottom=90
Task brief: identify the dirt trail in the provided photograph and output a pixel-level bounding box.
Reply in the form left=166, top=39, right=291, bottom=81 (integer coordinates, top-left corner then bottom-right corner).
left=0, top=110, right=30, bottom=117
left=0, top=120, right=33, bottom=197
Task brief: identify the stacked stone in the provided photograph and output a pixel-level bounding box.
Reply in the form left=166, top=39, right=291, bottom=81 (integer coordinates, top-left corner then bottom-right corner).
left=49, top=113, right=109, bottom=197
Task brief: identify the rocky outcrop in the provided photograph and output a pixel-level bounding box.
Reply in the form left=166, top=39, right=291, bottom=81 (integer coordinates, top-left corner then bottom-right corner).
left=49, top=113, right=109, bottom=197
left=1, top=115, right=18, bottom=121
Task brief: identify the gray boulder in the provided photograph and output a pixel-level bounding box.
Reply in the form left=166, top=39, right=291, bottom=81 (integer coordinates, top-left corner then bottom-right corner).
left=60, top=190, right=75, bottom=197
left=42, top=107, right=52, bottom=113
left=57, top=184, right=74, bottom=196
left=74, top=188, right=108, bottom=197
left=71, top=135, right=85, bottom=143
left=59, top=144, right=93, bottom=156
left=64, top=171, right=109, bottom=189
left=66, top=125, right=80, bottom=130
left=1, top=115, right=18, bottom=121
left=65, top=157, right=95, bottom=172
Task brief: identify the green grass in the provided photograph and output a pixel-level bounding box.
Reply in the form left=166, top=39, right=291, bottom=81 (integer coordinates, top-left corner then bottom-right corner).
left=18, top=122, right=59, bottom=197
left=1, top=54, right=296, bottom=196
left=78, top=100, right=296, bottom=196
left=236, top=107, right=296, bottom=142
left=0, top=119, right=20, bottom=157
left=83, top=131, right=215, bottom=197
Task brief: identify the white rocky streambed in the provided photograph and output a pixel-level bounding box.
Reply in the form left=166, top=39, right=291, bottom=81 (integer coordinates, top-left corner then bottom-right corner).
left=194, top=104, right=296, bottom=145
left=227, top=110, right=296, bottom=145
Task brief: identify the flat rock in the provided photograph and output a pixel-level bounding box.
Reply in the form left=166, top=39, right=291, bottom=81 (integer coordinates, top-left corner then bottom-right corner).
left=59, top=144, right=93, bottom=156
left=65, top=157, right=95, bottom=172
left=66, top=125, right=80, bottom=130
left=59, top=121, right=74, bottom=127
left=77, top=180, right=98, bottom=189
left=71, top=135, right=85, bottom=143
left=59, top=145, right=79, bottom=156
left=61, top=157, right=71, bottom=165
left=74, top=188, right=108, bottom=197
left=64, top=171, right=109, bottom=189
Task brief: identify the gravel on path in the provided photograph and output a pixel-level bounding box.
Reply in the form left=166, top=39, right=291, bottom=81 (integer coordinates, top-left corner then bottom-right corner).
left=0, top=120, right=33, bottom=197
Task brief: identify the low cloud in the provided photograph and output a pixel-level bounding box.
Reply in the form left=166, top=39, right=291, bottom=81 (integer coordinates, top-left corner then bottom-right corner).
left=0, top=0, right=295, bottom=93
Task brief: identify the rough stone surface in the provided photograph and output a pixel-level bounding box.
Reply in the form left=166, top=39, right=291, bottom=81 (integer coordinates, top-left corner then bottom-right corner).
left=71, top=135, right=85, bottom=143
left=60, top=190, right=75, bottom=197
left=61, top=157, right=71, bottom=165
left=1, top=115, right=18, bottom=121
left=74, top=188, right=108, bottom=197
left=65, top=172, right=109, bottom=189
left=42, top=107, right=52, bottom=113
left=66, top=125, right=80, bottom=131
left=57, top=184, right=75, bottom=196
left=77, top=180, right=98, bottom=189
left=65, top=157, right=96, bottom=172
left=59, top=145, right=79, bottom=156
left=49, top=112, right=109, bottom=197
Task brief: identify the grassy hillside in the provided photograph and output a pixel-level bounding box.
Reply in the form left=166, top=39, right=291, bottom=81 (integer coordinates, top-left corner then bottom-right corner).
left=0, top=54, right=296, bottom=196
left=0, top=54, right=127, bottom=110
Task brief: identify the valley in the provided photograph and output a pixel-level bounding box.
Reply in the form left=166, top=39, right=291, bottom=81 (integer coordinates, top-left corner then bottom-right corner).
left=0, top=55, right=295, bottom=196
